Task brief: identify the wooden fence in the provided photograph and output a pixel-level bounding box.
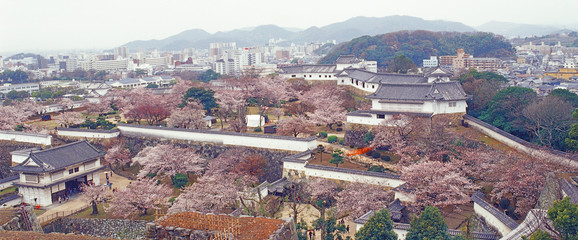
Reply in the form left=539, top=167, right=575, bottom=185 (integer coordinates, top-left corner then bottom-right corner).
left=37, top=203, right=90, bottom=225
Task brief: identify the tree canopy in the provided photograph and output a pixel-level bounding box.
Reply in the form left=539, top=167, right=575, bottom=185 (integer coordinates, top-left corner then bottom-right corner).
left=479, top=87, right=537, bottom=139
left=182, top=87, right=218, bottom=113
left=355, top=209, right=397, bottom=240
left=406, top=206, right=451, bottom=240
left=319, top=31, right=514, bottom=68
left=198, top=69, right=221, bottom=82
left=547, top=197, right=578, bottom=240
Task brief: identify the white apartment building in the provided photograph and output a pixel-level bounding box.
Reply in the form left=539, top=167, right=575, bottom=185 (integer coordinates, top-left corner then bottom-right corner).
left=423, top=56, right=439, bottom=68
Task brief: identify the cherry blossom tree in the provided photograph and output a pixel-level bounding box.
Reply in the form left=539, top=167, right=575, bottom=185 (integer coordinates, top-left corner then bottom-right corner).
left=336, top=183, right=393, bottom=220
left=80, top=183, right=111, bottom=215
left=104, top=143, right=131, bottom=171
left=106, top=178, right=172, bottom=218
left=270, top=108, right=285, bottom=121
left=167, top=100, right=205, bottom=129
left=491, top=155, right=551, bottom=214
left=0, top=105, right=27, bottom=130
left=126, top=103, right=171, bottom=125
left=401, top=160, right=477, bottom=208
left=58, top=98, right=75, bottom=111
left=84, top=101, right=112, bottom=116
left=214, top=89, right=247, bottom=130
left=277, top=115, right=315, bottom=137
left=169, top=173, right=256, bottom=214
left=303, top=83, right=347, bottom=129
left=0, top=101, right=41, bottom=130
left=306, top=178, right=340, bottom=205
left=54, top=111, right=84, bottom=128
left=205, top=149, right=265, bottom=179
left=133, top=144, right=206, bottom=180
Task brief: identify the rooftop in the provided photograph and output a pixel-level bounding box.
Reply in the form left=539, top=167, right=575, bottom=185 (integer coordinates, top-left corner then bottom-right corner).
left=158, top=212, right=287, bottom=240
left=366, top=81, right=468, bottom=101
left=11, top=141, right=105, bottom=173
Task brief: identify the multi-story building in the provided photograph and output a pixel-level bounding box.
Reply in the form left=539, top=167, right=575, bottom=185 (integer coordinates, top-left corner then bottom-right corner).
left=440, top=49, right=501, bottom=72
left=0, top=83, right=40, bottom=96
left=423, top=56, right=439, bottom=68
left=11, top=141, right=106, bottom=206
left=114, top=46, right=129, bottom=59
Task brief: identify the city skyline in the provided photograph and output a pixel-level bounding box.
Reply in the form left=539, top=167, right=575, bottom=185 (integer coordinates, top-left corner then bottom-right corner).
left=1, top=0, right=577, bottom=54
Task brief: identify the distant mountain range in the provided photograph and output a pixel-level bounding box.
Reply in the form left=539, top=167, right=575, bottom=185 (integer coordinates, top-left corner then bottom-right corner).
left=121, top=16, right=577, bottom=51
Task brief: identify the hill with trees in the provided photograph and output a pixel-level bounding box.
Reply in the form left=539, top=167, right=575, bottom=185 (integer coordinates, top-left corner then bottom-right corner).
left=318, top=30, right=515, bottom=68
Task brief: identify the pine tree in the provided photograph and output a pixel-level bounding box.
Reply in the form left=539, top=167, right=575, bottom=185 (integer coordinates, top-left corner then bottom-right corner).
left=355, top=209, right=397, bottom=240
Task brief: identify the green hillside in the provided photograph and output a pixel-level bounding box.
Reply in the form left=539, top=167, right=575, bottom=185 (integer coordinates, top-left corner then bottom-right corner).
left=319, top=30, right=515, bottom=68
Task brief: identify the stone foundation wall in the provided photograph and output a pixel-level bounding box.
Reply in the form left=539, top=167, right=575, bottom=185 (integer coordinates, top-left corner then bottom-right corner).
left=0, top=206, right=42, bottom=232
left=43, top=218, right=147, bottom=239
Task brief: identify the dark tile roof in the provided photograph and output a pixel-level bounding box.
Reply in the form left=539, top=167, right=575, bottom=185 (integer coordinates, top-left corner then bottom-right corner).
left=118, top=124, right=317, bottom=142
left=366, top=81, right=468, bottom=101
left=346, top=110, right=433, bottom=118
left=335, top=55, right=359, bottom=64
left=268, top=177, right=289, bottom=194
left=471, top=191, right=519, bottom=230
left=57, top=127, right=120, bottom=133
left=11, top=141, right=105, bottom=173
left=279, top=65, right=337, bottom=74
left=0, top=175, right=19, bottom=184
left=337, top=68, right=427, bottom=84
left=353, top=208, right=498, bottom=240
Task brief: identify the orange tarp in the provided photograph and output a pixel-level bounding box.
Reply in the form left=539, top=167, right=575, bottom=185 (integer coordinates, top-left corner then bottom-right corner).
left=346, top=147, right=373, bottom=156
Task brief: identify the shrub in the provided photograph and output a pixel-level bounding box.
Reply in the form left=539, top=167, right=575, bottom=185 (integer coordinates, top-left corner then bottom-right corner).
left=328, top=135, right=338, bottom=143
left=372, top=151, right=381, bottom=159
left=365, top=150, right=375, bottom=156
left=318, top=131, right=328, bottom=138
left=364, top=132, right=374, bottom=144
left=146, top=172, right=157, bottom=178
left=499, top=198, right=511, bottom=210
left=173, top=173, right=188, bottom=189
left=336, top=127, right=343, bottom=132
left=339, top=138, right=344, bottom=145
left=168, top=196, right=176, bottom=203
left=254, top=127, right=262, bottom=132
left=381, top=155, right=391, bottom=162
left=368, top=165, right=387, bottom=173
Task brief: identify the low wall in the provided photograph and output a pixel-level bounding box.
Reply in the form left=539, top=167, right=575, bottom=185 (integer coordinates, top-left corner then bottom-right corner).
left=0, top=131, right=51, bottom=146
left=463, top=115, right=578, bottom=168
left=471, top=191, right=518, bottom=237
left=44, top=218, right=147, bottom=239
left=56, top=128, right=120, bottom=139
left=118, top=124, right=317, bottom=152
left=0, top=175, right=18, bottom=191
left=282, top=152, right=404, bottom=188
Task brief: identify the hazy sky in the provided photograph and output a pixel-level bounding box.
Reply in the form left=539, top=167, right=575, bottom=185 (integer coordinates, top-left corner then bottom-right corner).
left=1, top=0, right=576, bottom=54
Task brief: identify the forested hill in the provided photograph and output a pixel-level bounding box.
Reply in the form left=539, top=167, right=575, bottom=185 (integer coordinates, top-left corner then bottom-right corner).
left=318, top=31, right=515, bottom=68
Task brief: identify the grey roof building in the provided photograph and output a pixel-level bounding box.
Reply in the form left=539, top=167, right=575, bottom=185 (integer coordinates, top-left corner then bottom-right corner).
left=11, top=141, right=106, bottom=206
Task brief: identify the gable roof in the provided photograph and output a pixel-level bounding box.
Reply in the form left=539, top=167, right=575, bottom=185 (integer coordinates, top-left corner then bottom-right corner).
left=366, top=81, right=468, bottom=101
left=279, top=65, right=337, bottom=74
left=337, top=68, right=427, bottom=84
left=335, top=55, right=360, bottom=64
left=11, top=141, right=105, bottom=173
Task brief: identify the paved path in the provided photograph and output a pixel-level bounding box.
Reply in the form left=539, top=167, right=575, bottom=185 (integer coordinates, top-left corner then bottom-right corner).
left=37, top=170, right=131, bottom=220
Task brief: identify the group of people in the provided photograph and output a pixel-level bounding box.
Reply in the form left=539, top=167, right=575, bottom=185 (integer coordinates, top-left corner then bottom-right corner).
left=306, top=219, right=350, bottom=240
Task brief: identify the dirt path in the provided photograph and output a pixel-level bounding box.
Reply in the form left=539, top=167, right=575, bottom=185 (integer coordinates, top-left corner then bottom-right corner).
left=37, top=170, right=131, bottom=220
left=277, top=203, right=357, bottom=240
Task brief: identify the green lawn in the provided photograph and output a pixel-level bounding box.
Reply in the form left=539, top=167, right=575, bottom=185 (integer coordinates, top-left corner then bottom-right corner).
left=0, top=186, right=17, bottom=196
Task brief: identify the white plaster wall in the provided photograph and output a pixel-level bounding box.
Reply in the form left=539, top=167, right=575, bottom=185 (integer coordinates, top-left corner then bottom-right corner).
left=0, top=196, right=22, bottom=208
left=432, top=101, right=467, bottom=114
left=283, top=161, right=404, bottom=188
left=473, top=203, right=513, bottom=237
left=21, top=187, right=52, bottom=206
left=11, top=154, right=29, bottom=165
left=394, top=229, right=408, bottom=240
left=377, top=102, right=426, bottom=113
left=0, top=131, right=51, bottom=145
left=0, top=179, right=17, bottom=190
left=465, top=118, right=578, bottom=168
left=57, top=129, right=120, bottom=139
left=118, top=125, right=316, bottom=152
left=347, top=115, right=391, bottom=126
